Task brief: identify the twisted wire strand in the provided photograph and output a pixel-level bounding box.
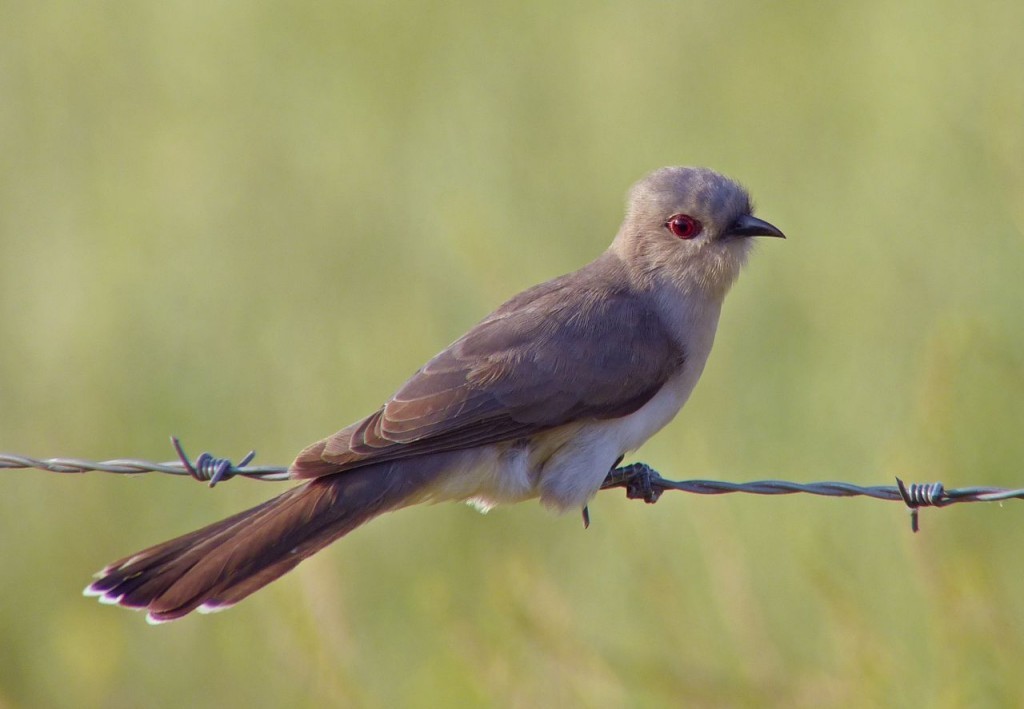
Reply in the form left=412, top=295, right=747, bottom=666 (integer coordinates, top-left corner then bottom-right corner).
left=0, top=454, right=289, bottom=481
left=0, top=437, right=289, bottom=483
left=4, top=442, right=1023, bottom=530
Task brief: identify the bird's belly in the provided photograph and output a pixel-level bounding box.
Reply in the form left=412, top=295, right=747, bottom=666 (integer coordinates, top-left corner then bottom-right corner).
left=412, top=440, right=546, bottom=511
left=412, top=366, right=705, bottom=513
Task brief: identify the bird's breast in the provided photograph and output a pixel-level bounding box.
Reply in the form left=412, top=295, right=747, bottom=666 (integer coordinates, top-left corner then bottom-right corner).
left=604, top=294, right=722, bottom=454
left=599, top=365, right=702, bottom=455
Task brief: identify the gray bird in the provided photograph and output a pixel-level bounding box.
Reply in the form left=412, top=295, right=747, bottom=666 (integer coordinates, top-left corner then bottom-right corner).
left=85, top=166, right=784, bottom=623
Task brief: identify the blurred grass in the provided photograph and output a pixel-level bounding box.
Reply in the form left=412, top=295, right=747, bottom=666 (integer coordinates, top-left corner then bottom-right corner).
left=1, top=0, right=1023, bottom=707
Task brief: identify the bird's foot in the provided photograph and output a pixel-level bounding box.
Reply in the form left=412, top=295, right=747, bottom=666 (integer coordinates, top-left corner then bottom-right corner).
left=601, top=462, right=665, bottom=504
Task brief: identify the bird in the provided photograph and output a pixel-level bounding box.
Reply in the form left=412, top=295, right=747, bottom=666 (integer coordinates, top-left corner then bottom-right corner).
left=85, top=166, right=784, bottom=623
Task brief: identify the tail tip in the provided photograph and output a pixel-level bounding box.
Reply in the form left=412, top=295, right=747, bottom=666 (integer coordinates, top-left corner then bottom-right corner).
left=197, top=601, right=234, bottom=615
left=82, top=580, right=122, bottom=605
left=85, top=576, right=236, bottom=624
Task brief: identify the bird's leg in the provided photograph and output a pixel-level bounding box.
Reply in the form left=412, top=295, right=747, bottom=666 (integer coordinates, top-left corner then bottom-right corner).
left=601, top=462, right=665, bottom=504
left=585, top=454, right=622, bottom=524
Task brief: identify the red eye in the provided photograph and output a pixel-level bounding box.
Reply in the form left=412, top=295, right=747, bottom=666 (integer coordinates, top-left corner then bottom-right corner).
left=666, top=214, right=702, bottom=239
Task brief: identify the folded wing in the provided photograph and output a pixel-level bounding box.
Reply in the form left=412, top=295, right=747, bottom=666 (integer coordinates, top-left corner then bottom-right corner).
left=291, top=258, right=684, bottom=479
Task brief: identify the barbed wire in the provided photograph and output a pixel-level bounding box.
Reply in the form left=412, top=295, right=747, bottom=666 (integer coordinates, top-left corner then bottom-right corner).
left=3, top=438, right=1023, bottom=532
left=599, top=463, right=1024, bottom=532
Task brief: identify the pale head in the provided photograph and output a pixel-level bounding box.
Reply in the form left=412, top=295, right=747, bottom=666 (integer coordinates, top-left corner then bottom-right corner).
left=611, top=167, right=784, bottom=299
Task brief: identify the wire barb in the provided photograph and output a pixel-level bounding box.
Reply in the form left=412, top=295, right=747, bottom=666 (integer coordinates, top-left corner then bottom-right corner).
left=895, top=477, right=946, bottom=533
left=170, top=436, right=257, bottom=487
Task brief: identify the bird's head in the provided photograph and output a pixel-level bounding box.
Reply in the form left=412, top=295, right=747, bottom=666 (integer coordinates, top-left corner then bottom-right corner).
left=612, top=166, right=784, bottom=299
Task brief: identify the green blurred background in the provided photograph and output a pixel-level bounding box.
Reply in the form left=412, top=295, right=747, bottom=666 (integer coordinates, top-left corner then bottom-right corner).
left=2, top=1, right=1023, bottom=707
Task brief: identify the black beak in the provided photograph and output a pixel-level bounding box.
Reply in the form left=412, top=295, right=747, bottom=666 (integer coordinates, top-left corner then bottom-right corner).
left=725, top=214, right=785, bottom=239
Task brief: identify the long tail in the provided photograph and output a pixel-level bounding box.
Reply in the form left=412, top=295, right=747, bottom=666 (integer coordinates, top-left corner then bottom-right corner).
left=85, top=460, right=438, bottom=623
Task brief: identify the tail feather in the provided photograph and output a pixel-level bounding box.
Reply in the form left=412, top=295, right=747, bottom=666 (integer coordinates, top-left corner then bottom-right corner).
left=86, top=459, right=442, bottom=623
